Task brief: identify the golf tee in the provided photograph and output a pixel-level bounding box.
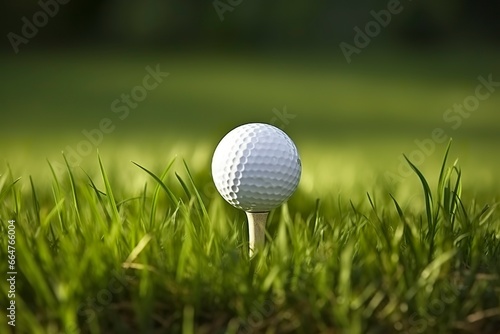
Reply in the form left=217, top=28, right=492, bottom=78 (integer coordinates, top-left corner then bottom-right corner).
left=245, top=211, right=269, bottom=256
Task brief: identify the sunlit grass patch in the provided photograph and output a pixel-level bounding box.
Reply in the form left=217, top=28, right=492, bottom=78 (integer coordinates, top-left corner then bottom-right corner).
left=0, top=141, right=499, bottom=333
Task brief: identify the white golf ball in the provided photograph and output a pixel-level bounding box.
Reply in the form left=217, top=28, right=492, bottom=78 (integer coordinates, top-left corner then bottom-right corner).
left=212, top=123, right=301, bottom=212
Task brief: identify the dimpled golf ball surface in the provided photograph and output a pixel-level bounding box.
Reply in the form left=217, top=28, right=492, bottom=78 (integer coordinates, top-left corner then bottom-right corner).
left=212, top=123, right=301, bottom=212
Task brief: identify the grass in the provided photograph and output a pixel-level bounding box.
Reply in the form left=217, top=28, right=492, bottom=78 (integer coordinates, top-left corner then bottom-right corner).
left=1, top=49, right=500, bottom=333
left=1, top=141, right=499, bottom=334
left=2, top=49, right=500, bottom=137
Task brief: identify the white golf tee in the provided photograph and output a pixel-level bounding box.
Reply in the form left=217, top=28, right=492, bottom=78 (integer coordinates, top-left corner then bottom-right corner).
left=245, top=211, right=269, bottom=256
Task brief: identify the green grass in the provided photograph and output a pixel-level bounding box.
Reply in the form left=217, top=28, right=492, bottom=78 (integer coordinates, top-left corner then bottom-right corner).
left=1, top=50, right=500, bottom=333
left=1, top=142, right=499, bottom=334
left=2, top=49, right=500, bottom=137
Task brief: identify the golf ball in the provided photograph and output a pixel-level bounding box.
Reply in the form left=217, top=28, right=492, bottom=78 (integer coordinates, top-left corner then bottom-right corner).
left=212, top=123, right=301, bottom=212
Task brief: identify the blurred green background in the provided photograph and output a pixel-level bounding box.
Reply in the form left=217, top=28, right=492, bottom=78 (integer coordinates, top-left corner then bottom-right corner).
left=2, top=0, right=500, bottom=196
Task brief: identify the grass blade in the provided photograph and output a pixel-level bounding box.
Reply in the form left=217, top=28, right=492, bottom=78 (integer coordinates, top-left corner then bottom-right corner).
left=133, top=159, right=177, bottom=228
left=98, top=152, right=120, bottom=222
left=29, top=176, right=41, bottom=226
left=403, top=155, right=434, bottom=236
left=132, top=160, right=177, bottom=206
left=0, top=176, right=20, bottom=203
left=182, top=159, right=209, bottom=221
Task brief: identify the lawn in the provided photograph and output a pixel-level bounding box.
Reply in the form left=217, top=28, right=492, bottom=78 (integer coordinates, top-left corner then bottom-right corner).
left=1, top=49, right=499, bottom=333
